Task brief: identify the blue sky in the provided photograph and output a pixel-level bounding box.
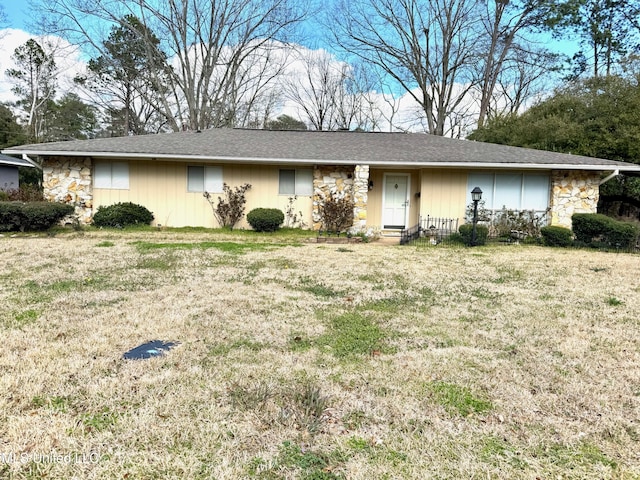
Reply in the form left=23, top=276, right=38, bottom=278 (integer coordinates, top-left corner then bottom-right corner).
left=3, top=0, right=578, bottom=57
left=2, top=1, right=29, bottom=30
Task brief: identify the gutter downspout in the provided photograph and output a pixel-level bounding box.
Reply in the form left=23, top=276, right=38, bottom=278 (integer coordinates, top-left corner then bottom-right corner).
left=600, top=169, right=619, bottom=185
left=22, top=154, right=42, bottom=170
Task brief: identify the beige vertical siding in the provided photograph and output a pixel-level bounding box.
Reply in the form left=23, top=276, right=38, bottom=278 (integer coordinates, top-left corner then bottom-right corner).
left=93, top=160, right=313, bottom=228
left=418, top=169, right=468, bottom=223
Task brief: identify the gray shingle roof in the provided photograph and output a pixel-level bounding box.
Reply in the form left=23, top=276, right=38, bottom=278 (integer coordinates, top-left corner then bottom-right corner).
left=0, top=153, right=36, bottom=168
left=3, top=128, right=640, bottom=171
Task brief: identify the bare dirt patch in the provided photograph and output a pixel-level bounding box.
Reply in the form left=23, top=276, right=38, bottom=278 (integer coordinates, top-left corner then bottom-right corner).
left=0, top=232, right=638, bottom=479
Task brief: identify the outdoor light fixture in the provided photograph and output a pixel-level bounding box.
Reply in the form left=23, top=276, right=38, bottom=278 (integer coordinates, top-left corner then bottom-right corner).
left=471, top=187, right=483, bottom=246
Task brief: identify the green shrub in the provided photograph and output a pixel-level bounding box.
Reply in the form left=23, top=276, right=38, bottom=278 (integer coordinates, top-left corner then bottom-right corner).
left=246, top=208, right=284, bottom=232
left=444, top=232, right=465, bottom=245
left=540, top=226, right=573, bottom=247
left=92, top=202, right=154, bottom=227
left=605, top=221, right=638, bottom=249
left=572, top=213, right=638, bottom=249
left=572, top=213, right=611, bottom=243
left=0, top=202, right=74, bottom=232
left=459, top=223, right=489, bottom=246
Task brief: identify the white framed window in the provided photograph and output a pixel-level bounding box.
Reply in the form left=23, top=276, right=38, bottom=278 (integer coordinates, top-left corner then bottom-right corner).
left=94, top=162, right=129, bottom=189
left=279, top=168, right=313, bottom=195
left=188, top=166, right=223, bottom=192
left=467, top=172, right=550, bottom=211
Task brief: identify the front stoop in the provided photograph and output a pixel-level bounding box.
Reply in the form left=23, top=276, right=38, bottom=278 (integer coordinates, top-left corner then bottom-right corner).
left=374, top=236, right=401, bottom=245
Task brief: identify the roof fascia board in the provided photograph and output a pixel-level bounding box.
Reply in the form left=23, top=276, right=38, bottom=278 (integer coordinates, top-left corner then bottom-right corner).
left=5, top=149, right=640, bottom=172
left=0, top=159, right=29, bottom=167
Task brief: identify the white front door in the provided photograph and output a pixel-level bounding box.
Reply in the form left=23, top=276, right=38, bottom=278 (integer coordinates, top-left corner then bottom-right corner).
left=382, top=174, right=410, bottom=229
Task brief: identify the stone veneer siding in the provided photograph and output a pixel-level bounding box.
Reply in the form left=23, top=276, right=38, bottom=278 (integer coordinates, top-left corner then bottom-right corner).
left=549, top=170, right=600, bottom=228
left=312, top=165, right=369, bottom=230
left=42, top=156, right=93, bottom=223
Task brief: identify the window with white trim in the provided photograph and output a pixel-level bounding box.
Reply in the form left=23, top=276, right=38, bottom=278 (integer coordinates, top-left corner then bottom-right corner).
left=467, top=172, right=550, bottom=211
left=94, top=162, right=129, bottom=189
left=188, top=166, right=223, bottom=192
left=279, top=168, right=313, bottom=195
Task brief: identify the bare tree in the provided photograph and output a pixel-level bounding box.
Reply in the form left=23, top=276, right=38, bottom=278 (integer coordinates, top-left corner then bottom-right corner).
left=474, top=0, right=556, bottom=128
left=283, top=48, right=344, bottom=130
left=283, top=48, right=375, bottom=131
left=489, top=47, right=558, bottom=119
left=333, top=61, right=377, bottom=130
left=328, top=0, right=481, bottom=136
left=360, top=66, right=407, bottom=132
left=32, top=0, right=307, bottom=131
left=222, top=42, right=289, bottom=129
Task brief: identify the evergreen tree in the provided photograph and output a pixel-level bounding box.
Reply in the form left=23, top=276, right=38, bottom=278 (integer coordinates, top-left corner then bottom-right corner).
left=45, top=93, right=98, bottom=141
left=75, top=15, right=168, bottom=136
left=0, top=104, right=26, bottom=148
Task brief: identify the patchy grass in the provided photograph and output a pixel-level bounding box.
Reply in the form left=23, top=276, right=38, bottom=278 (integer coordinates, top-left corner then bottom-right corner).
left=132, top=240, right=279, bottom=254
left=248, top=440, right=346, bottom=479
left=4, top=308, right=40, bottom=329
left=297, top=276, right=346, bottom=298
left=95, top=240, right=115, bottom=247
left=317, top=311, right=391, bottom=358
left=426, top=381, right=493, bottom=416
left=606, top=296, right=624, bottom=306
left=0, top=231, right=638, bottom=478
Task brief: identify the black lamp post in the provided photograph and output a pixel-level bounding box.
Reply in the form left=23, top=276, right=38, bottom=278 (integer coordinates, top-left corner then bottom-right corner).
left=471, top=187, right=483, bottom=246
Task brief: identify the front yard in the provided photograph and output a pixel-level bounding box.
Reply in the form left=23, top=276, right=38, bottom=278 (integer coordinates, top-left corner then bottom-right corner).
left=0, top=230, right=638, bottom=479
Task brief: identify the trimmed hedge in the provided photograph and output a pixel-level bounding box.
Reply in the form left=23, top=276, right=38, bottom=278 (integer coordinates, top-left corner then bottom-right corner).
left=572, top=213, right=638, bottom=249
left=0, top=201, right=74, bottom=232
left=246, top=208, right=284, bottom=232
left=92, top=202, right=154, bottom=227
left=540, top=225, right=573, bottom=247
left=459, top=223, right=489, bottom=246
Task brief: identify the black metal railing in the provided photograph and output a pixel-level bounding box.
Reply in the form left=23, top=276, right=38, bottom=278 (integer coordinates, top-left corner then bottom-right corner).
left=400, top=215, right=460, bottom=245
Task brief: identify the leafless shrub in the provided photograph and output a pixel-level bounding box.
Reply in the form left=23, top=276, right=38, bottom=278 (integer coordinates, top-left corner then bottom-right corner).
left=320, top=195, right=354, bottom=234
left=204, top=183, right=251, bottom=229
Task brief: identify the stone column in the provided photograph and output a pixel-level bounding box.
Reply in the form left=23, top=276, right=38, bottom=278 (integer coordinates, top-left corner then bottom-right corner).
left=42, top=156, right=93, bottom=224
left=312, top=165, right=359, bottom=230
left=549, top=170, right=600, bottom=228
left=353, top=164, right=369, bottom=227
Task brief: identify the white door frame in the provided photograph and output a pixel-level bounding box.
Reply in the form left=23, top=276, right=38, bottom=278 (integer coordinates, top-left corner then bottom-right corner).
left=382, top=173, right=411, bottom=229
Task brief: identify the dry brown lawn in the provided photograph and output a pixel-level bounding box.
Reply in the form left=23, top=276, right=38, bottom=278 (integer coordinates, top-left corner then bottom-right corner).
left=0, top=230, right=639, bottom=479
